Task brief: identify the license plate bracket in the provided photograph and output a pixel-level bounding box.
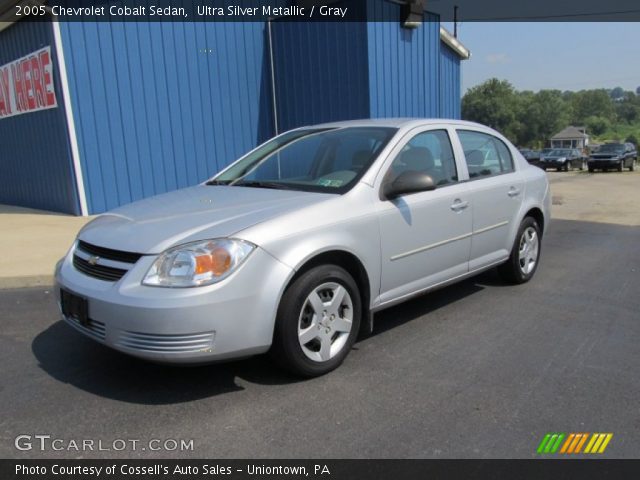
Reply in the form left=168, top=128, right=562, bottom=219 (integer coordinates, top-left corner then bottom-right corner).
left=60, top=289, right=89, bottom=327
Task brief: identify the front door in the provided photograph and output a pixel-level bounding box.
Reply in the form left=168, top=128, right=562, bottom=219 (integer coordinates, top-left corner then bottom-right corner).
left=377, top=128, right=473, bottom=304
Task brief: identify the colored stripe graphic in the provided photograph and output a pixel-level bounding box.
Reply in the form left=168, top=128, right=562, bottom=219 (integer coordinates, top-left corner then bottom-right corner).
left=560, top=433, right=575, bottom=453
left=537, top=433, right=565, bottom=454
left=574, top=433, right=589, bottom=453
left=585, top=433, right=613, bottom=454
left=540, top=433, right=613, bottom=454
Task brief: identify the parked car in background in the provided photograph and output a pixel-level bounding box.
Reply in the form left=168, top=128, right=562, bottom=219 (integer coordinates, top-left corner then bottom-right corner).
left=538, top=148, right=586, bottom=171
left=588, top=143, right=636, bottom=172
left=540, top=148, right=554, bottom=158
left=519, top=148, right=541, bottom=165
left=54, top=119, right=550, bottom=377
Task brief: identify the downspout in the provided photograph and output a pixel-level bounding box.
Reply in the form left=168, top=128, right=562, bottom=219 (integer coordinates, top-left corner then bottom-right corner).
left=46, top=6, right=89, bottom=216
left=267, top=18, right=279, bottom=136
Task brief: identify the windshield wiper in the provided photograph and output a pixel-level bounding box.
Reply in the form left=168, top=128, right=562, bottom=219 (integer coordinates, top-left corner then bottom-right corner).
left=206, top=179, right=232, bottom=186
left=234, top=180, right=292, bottom=190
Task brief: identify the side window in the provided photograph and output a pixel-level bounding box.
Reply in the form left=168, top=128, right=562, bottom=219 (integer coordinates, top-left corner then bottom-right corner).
left=457, top=130, right=514, bottom=179
left=388, top=130, right=458, bottom=186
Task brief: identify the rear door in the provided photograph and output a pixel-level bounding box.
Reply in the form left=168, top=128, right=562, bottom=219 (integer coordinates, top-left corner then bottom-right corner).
left=453, top=129, right=524, bottom=271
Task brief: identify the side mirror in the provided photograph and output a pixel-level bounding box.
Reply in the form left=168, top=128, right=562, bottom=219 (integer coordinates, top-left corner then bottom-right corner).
left=382, top=171, right=436, bottom=200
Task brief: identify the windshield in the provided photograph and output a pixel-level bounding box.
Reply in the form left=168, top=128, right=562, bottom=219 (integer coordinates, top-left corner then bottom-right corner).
left=598, top=144, right=625, bottom=153
left=549, top=149, right=570, bottom=156
left=210, top=127, right=397, bottom=193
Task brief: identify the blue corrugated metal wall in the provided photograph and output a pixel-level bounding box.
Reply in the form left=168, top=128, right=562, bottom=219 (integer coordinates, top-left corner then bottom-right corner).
left=271, top=5, right=450, bottom=129
left=0, top=21, right=79, bottom=214
left=366, top=6, right=441, bottom=118
left=439, top=43, right=462, bottom=119
left=271, top=20, right=370, bottom=133
left=59, top=21, right=273, bottom=214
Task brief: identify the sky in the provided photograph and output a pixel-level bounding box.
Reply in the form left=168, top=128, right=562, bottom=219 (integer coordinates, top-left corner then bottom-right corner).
left=443, top=22, right=640, bottom=93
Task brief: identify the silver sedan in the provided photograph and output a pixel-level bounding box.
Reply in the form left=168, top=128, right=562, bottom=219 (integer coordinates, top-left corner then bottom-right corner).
left=55, top=119, right=550, bottom=377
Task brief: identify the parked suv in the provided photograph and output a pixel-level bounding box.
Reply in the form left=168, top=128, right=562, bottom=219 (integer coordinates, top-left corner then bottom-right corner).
left=588, top=143, right=636, bottom=172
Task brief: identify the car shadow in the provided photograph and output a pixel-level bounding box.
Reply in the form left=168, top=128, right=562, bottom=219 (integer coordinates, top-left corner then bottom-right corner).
left=31, top=321, right=300, bottom=405
left=31, top=270, right=509, bottom=405
left=368, top=269, right=504, bottom=337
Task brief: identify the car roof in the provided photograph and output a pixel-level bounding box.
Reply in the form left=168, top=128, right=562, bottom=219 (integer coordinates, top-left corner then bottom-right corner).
left=304, top=118, right=491, bottom=130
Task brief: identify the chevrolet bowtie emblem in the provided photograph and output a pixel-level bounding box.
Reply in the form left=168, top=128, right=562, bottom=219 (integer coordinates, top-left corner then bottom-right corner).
left=87, top=255, right=100, bottom=266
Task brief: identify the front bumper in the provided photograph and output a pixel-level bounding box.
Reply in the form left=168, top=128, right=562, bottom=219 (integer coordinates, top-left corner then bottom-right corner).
left=54, top=244, right=293, bottom=364
left=538, top=160, right=566, bottom=169
left=588, top=159, right=621, bottom=169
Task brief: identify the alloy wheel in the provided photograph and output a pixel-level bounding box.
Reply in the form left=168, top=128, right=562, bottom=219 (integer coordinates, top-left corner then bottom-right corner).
left=297, top=282, right=353, bottom=362
left=518, top=227, right=539, bottom=275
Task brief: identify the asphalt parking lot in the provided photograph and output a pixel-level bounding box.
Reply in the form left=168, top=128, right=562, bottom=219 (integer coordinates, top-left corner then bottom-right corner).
left=1, top=169, right=639, bottom=459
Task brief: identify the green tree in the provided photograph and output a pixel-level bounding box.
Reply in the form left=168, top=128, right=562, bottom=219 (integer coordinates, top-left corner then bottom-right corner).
left=570, top=90, right=615, bottom=124
left=584, top=115, right=611, bottom=136
left=530, top=90, right=570, bottom=145
left=462, top=79, right=521, bottom=140
left=610, top=86, right=625, bottom=100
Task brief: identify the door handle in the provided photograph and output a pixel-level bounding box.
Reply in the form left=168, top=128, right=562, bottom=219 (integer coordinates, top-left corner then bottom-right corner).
left=450, top=199, right=469, bottom=212
left=508, top=187, right=521, bottom=197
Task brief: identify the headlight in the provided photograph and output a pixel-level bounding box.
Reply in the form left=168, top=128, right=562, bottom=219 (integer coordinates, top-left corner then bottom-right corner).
left=558, top=157, right=566, bottom=162
left=143, top=239, right=255, bottom=287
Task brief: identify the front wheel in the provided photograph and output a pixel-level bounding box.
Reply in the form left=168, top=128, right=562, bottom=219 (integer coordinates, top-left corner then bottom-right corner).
left=271, top=265, right=361, bottom=377
left=564, top=161, right=571, bottom=172
left=617, top=161, right=624, bottom=172
left=497, top=217, right=542, bottom=284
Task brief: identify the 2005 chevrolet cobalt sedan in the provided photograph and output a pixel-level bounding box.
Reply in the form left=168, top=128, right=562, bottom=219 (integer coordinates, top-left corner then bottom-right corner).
left=55, top=119, right=550, bottom=376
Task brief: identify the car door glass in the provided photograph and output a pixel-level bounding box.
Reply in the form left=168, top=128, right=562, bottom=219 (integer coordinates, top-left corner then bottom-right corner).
left=458, top=130, right=514, bottom=179
left=388, top=130, right=458, bottom=186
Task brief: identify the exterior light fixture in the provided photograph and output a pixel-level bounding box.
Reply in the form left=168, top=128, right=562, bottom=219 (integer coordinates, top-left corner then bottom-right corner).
left=402, top=0, right=425, bottom=29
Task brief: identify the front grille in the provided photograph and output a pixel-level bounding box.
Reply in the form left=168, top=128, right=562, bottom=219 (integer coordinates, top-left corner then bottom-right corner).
left=116, top=330, right=215, bottom=354
left=77, top=240, right=143, bottom=264
left=64, top=315, right=106, bottom=341
left=73, top=255, right=127, bottom=281
left=73, top=241, right=142, bottom=282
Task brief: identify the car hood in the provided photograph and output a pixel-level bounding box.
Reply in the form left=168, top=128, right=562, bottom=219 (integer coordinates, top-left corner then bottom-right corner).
left=78, top=185, right=334, bottom=254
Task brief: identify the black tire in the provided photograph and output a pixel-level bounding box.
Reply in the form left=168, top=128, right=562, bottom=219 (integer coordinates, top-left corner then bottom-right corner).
left=617, top=161, right=623, bottom=172
left=564, top=161, right=571, bottom=172
left=588, top=166, right=594, bottom=173
left=271, top=264, right=361, bottom=377
left=497, top=217, right=542, bottom=285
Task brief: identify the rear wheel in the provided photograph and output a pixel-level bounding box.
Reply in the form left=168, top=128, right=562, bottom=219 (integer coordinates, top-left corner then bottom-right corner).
left=497, top=217, right=541, bottom=284
left=271, top=265, right=361, bottom=377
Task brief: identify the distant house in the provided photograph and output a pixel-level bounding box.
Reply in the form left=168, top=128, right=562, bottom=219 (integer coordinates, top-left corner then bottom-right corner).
left=550, top=126, right=589, bottom=149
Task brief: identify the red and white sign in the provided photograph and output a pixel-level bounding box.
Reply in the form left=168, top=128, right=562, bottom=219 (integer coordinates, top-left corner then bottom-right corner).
left=0, top=46, right=57, bottom=119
